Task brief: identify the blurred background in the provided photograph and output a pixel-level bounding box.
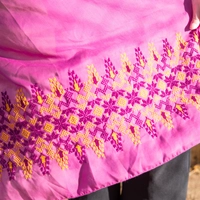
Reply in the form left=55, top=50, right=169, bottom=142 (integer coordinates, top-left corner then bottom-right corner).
left=187, top=144, right=200, bottom=200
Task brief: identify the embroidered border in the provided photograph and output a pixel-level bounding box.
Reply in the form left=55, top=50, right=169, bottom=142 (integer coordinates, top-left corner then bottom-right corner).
left=0, top=30, right=200, bottom=180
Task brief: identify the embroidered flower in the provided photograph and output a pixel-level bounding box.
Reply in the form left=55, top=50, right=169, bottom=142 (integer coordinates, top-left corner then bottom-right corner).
left=126, top=91, right=140, bottom=106
left=53, top=115, right=69, bottom=132
left=78, top=108, right=93, bottom=123
left=146, top=83, right=159, bottom=97
left=102, top=99, right=118, bottom=115
left=119, top=106, right=132, bottom=116
left=164, top=75, right=179, bottom=89
left=183, top=63, right=198, bottom=78
left=180, top=78, right=191, bottom=89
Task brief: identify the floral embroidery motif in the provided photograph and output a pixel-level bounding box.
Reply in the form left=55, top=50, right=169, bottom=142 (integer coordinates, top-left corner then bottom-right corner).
left=0, top=30, right=200, bottom=180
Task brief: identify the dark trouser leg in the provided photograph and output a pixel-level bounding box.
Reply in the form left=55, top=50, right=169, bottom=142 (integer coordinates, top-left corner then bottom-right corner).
left=70, top=183, right=121, bottom=200
left=122, top=150, right=190, bottom=200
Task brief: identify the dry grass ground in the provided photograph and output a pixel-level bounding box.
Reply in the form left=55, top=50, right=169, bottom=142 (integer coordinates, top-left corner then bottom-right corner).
left=186, top=165, right=200, bottom=200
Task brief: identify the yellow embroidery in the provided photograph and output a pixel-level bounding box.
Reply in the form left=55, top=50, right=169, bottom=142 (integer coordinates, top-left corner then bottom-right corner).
left=196, top=60, right=200, bottom=68
left=29, top=117, right=37, bottom=126
left=55, top=149, right=68, bottom=170
left=21, top=128, right=31, bottom=139
left=193, top=31, right=199, bottom=43
left=175, top=104, right=183, bottom=113
left=20, top=158, right=33, bottom=179
left=176, top=33, right=187, bottom=50
left=40, top=96, right=61, bottom=118
left=60, top=130, right=70, bottom=138
left=16, top=88, right=29, bottom=109
left=68, top=114, right=79, bottom=125
left=139, top=88, right=148, bottom=99
left=117, top=97, right=127, bottom=107
left=128, top=125, right=141, bottom=145
left=1, top=132, right=10, bottom=143
left=44, top=122, right=54, bottom=134
left=145, top=118, right=153, bottom=130
left=8, top=106, right=25, bottom=122
left=5, top=102, right=11, bottom=112
left=40, top=155, right=46, bottom=166
left=76, top=144, right=82, bottom=155
left=87, top=64, right=101, bottom=85
left=49, top=77, right=65, bottom=98
left=93, top=105, right=104, bottom=117
left=177, top=71, right=186, bottom=81
left=90, top=138, right=105, bottom=158
left=121, top=53, right=134, bottom=73
left=0, top=165, right=3, bottom=179
left=36, top=91, right=44, bottom=104
left=1, top=31, right=200, bottom=180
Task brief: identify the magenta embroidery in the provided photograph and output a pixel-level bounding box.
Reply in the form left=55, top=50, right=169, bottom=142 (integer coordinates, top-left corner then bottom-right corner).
left=0, top=30, right=200, bottom=180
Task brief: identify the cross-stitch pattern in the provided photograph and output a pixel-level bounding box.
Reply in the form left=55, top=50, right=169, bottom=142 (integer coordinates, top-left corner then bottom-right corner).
left=0, top=30, right=200, bottom=180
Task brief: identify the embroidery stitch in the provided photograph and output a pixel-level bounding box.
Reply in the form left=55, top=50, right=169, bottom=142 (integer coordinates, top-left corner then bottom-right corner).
left=0, top=31, right=200, bottom=180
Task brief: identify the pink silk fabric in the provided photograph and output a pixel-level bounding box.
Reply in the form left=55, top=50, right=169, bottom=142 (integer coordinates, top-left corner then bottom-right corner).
left=0, top=0, right=200, bottom=199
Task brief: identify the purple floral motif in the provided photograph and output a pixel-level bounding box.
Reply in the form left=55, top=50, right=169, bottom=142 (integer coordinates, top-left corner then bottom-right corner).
left=135, top=47, right=147, bottom=68
left=53, top=115, right=69, bottom=132
left=78, top=108, right=93, bottom=123
left=164, top=75, right=179, bottom=89
left=102, top=99, right=118, bottom=115
left=94, top=115, right=109, bottom=126
left=8, top=127, right=22, bottom=143
left=141, top=97, right=153, bottom=107
left=112, top=90, right=125, bottom=99
left=119, top=106, right=132, bottom=116
left=63, top=107, right=77, bottom=116
left=88, top=98, right=102, bottom=108
left=29, top=123, right=45, bottom=139
left=21, top=137, right=35, bottom=147
left=146, top=83, right=159, bottom=97
left=45, top=131, right=59, bottom=142
left=31, top=84, right=46, bottom=105
left=183, top=63, right=198, bottom=78
left=180, top=78, right=191, bottom=89
left=104, top=58, right=118, bottom=80
left=2, top=141, right=15, bottom=151
left=171, top=65, right=182, bottom=74
left=126, top=91, right=140, bottom=106
left=161, top=89, right=171, bottom=98
left=38, top=115, right=52, bottom=124
left=0, top=30, right=200, bottom=181
left=68, top=70, right=83, bottom=93
left=70, top=124, right=84, bottom=134
left=153, top=73, right=163, bottom=81
left=133, top=81, right=145, bottom=90
left=163, top=39, right=174, bottom=58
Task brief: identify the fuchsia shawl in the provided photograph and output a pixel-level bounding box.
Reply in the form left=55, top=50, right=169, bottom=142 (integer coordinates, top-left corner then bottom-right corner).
left=0, top=0, right=200, bottom=199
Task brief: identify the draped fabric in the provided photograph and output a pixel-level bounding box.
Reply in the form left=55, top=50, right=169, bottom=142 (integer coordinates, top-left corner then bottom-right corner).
left=0, top=0, right=200, bottom=199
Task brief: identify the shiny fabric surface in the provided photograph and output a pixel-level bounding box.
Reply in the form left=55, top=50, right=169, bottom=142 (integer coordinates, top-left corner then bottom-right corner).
left=0, top=0, right=199, bottom=199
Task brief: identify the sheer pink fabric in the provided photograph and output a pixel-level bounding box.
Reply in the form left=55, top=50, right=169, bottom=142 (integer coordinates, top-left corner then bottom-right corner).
left=0, top=0, right=199, bottom=199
